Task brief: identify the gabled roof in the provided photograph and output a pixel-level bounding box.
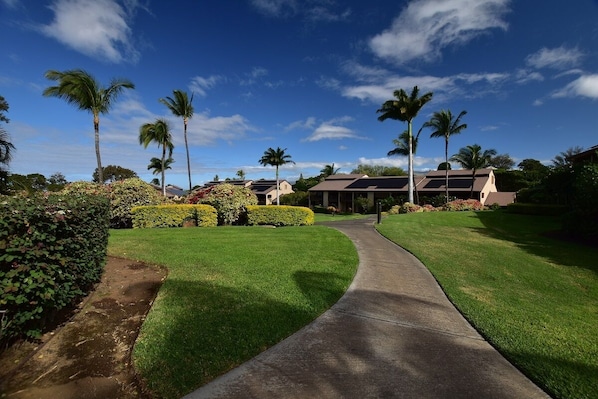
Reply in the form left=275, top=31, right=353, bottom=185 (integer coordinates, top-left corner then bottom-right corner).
left=308, top=174, right=366, bottom=191
left=568, top=145, right=598, bottom=164
left=486, top=192, right=516, bottom=206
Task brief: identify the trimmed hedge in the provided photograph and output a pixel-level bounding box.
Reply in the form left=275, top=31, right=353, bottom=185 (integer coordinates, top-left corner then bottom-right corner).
left=506, top=203, right=567, bottom=216
left=0, top=194, right=110, bottom=343
left=246, top=205, right=315, bottom=226
left=131, top=204, right=218, bottom=228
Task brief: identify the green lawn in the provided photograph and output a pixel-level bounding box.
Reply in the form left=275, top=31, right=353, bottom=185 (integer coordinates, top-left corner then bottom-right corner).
left=108, top=226, right=358, bottom=399
left=376, top=211, right=598, bottom=399
left=314, top=212, right=370, bottom=223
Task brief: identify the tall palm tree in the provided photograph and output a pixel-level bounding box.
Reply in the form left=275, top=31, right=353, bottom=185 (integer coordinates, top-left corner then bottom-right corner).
left=377, top=86, right=433, bottom=203
left=0, top=128, right=15, bottom=168
left=388, top=127, right=423, bottom=203
left=450, top=144, right=497, bottom=199
left=160, top=90, right=194, bottom=191
left=425, top=109, right=468, bottom=202
left=43, top=69, right=134, bottom=184
left=552, top=146, right=583, bottom=170
left=139, top=119, right=174, bottom=196
left=320, top=163, right=340, bottom=178
left=259, top=147, right=295, bottom=205
left=236, top=169, right=246, bottom=180
left=148, top=156, right=174, bottom=187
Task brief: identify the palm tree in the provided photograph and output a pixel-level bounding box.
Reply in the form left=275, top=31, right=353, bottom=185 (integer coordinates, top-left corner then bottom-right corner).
left=425, top=110, right=468, bottom=202
left=377, top=86, right=433, bottom=203
left=320, top=163, right=340, bottom=178
left=236, top=169, right=246, bottom=180
left=43, top=69, right=134, bottom=184
left=552, top=146, right=583, bottom=170
left=259, top=147, right=295, bottom=205
left=0, top=128, right=15, bottom=168
left=160, top=90, right=194, bottom=191
left=450, top=144, right=497, bottom=199
left=387, top=127, right=423, bottom=203
left=139, top=119, right=174, bottom=196
left=147, top=156, right=174, bottom=187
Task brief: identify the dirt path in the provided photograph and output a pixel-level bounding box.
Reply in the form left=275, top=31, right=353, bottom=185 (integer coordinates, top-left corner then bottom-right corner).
left=0, top=257, right=166, bottom=399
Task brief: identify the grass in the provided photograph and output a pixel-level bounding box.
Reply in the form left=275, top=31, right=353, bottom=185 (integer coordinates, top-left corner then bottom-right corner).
left=314, top=212, right=370, bottom=222
left=376, top=210, right=598, bottom=399
left=108, top=226, right=358, bottom=399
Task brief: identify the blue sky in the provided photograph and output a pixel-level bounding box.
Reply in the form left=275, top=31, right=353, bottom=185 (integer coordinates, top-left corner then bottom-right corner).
left=1, top=0, right=597, bottom=187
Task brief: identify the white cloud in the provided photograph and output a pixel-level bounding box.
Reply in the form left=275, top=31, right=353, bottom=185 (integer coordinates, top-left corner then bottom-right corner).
left=284, top=117, right=317, bottom=131
left=369, top=0, right=510, bottom=64
left=303, top=116, right=363, bottom=142
left=525, top=46, right=584, bottom=70
left=250, top=0, right=297, bottom=17
left=551, top=74, right=598, bottom=99
left=40, top=0, right=141, bottom=63
left=515, top=69, right=544, bottom=84
left=189, top=75, right=223, bottom=97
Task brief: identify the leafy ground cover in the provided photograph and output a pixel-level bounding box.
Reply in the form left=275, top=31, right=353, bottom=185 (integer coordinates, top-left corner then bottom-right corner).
left=108, top=226, right=358, bottom=399
left=376, top=210, right=598, bottom=399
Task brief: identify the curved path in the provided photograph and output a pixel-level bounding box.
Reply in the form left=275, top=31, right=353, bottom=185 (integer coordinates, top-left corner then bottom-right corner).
left=185, top=217, right=549, bottom=399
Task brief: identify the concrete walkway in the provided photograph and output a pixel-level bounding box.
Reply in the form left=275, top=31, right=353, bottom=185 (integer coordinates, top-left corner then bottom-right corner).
left=185, top=217, right=549, bottom=399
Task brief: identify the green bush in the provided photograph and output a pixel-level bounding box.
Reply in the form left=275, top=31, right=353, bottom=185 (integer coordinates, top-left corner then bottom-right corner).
left=187, top=183, right=258, bottom=225
left=109, top=178, right=162, bottom=228
left=0, top=194, right=109, bottom=343
left=131, top=204, right=217, bottom=228
left=279, top=191, right=309, bottom=206
left=246, top=205, right=315, bottom=226
left=506, top=203, right=567, bottom=216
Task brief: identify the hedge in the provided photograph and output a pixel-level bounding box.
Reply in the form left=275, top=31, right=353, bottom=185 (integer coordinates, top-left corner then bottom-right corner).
left=246, top=205, right=314, bottom=226
left=0, top=194, right=110, bottom=343
left=131, top=204, right=218, bottom=228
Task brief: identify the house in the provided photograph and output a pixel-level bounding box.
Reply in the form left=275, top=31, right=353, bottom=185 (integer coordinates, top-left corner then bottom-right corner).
left=308, top=169, right=514, bottom=211
left=199, top=179, right=294, bottom=205
left=567, top=145, right=598, bottom=165
left=152, top=184, right=187, bottom=198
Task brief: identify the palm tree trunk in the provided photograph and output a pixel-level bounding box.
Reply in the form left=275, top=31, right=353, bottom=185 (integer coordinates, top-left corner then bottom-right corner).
left=445, top=138, right=449, bottom=203
left=161, top=147, right=166, bottom=196
left=275, top=166, right=280, bottom=205
left=184, top=119, right=192, bottom=192
left=94, top=114, right=103, bottom=184
left=407, top=121, right=414, bottom=203
left=470, top=169, right=476, bottom=199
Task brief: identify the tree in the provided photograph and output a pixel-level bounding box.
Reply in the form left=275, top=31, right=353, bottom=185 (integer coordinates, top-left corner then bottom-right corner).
left=518, top=159, right=550, bottom=185
left=236, top=169, right=246, bottom=180
left=552, top=146, right=584, bottom=170
left=425, top=109, right=467, bottom=202
left=450, top=144, right=497, bottom=199
left=351, top=164, right=406, bottom=176
left=48, top=172, right=68, bottom=192
left=93, top=165, right=138, bottom=183
left=259, top=147, right=295, bottom=205
left=377, top=86, right=433, bottom=203
left=139, top=119, right=174, bottom=196
left=0, top=95, right=15, bottom=170
left=160, top=90, right=194, bottom=191
left=489, top=153, right=515, bottom=170
left=148, top=156, right=174, bottom=187
left=43, top=69, right=134, bottom=184
left=387, top=128, right=422, bottom=202
left=437, top=162, right=451, bottom=171
left=320, top=163, right=340, bottom=178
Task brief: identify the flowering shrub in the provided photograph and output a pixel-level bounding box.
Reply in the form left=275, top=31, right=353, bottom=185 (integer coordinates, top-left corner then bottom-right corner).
left=108, top=178, right=162, bottom=228
left=442, top=199, right=484, bottom=211
left=61, top=181, right=110, bottom=197
left=399, top=202, right=423, bottom=213
left=187, top=183, right=258, bottom=225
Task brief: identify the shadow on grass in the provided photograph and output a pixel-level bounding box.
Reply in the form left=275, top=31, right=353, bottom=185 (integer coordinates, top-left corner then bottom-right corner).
left=473, top=211, right=598, bottom=275
left=135, top=271, right=349, bottom=399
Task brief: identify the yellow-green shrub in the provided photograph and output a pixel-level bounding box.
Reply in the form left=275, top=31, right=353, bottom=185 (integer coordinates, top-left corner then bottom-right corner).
left=246, top=205, right=314, bottom=226
left=131, top=204, right=217, bottom=228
